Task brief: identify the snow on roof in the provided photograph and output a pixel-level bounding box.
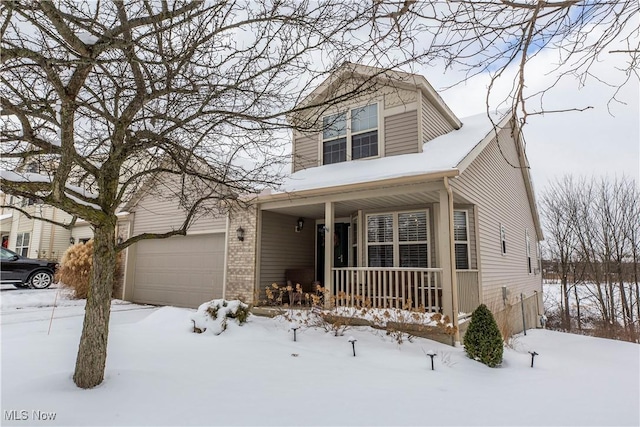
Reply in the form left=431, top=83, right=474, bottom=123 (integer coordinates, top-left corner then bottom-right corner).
left=275, top=110, right=509, bottom=193
left=0, top=213, right=12, bottom=221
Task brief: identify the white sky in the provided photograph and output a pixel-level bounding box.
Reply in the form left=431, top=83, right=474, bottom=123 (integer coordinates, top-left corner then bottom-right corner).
left=422, top=46, right=639, bottom=192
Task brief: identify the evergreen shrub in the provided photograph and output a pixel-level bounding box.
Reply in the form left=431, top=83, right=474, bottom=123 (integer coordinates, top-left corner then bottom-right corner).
left=463, top=304, right=504, bottom=367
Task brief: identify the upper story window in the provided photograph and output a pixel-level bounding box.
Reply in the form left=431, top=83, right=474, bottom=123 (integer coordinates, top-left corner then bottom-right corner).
left=500, top=223, right=507, bottom=255
left=322, top=103, right=378, bottom=165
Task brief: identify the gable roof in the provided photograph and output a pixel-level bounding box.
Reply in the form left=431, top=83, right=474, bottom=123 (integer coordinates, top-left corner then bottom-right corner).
left=264, top=108, right=543, bottom=240
left=298, top=63, right=462, bottom=130
left=272, top=110, right=510, bottom=194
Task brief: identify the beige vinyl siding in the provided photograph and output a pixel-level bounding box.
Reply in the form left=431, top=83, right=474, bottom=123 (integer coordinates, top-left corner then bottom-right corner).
left=0, top=216, right=11, bottom=234
left=429, top=205, right=436, bottom=268
left=132, top=175, right=226, bottom=235
left=17, top=210, right=34, bottom=233
left=422, top=97, right=456, bottom=143
left=293, top=134, right=319, bottom=172
left=37, top=219, right=52, bottom=256
left=50, top=210, right=73, bottom=260
left=71, top=223, right=94, bottom=241
left=384, top=111, right=419, bottom=157
left=450, top=122, right=540, bottom=306
left=259, top=211, right=315, bottom=297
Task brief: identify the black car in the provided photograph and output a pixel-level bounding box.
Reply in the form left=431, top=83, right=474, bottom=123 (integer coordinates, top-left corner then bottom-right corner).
left=0, top=247, right=57, bottom=289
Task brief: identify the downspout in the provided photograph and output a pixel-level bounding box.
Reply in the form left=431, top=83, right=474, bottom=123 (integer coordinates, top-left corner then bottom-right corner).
left=444, top=177, right=460, bottom=344
left=49, top=207, right=56, bottom=259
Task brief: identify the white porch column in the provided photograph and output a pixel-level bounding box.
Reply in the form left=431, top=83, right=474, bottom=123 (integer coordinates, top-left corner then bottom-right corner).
left=324, top=201, right=334, bottom=308
left=437, top=189, right=454, bottom=322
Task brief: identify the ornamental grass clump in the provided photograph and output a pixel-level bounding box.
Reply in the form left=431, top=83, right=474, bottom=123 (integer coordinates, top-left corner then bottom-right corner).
left=56, top=240, right=122, bottom=299
left=463, top=304, right=504, bottom=367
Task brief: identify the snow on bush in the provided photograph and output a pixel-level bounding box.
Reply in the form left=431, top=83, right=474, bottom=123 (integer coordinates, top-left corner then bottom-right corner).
left=191, top=299, right=250, bottom=335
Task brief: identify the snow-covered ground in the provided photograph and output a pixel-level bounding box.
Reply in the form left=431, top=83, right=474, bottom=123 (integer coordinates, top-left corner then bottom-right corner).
left=1, top=288, right=639, bottom=426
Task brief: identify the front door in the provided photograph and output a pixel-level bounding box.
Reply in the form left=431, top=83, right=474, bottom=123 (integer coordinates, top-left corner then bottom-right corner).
left=316, top=223, right=349, bottom=285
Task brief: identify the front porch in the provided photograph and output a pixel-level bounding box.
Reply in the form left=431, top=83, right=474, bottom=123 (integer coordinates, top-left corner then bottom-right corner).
left=254, top=177, right=482, bottom=331
left=334, top=267, right=479, bottom=315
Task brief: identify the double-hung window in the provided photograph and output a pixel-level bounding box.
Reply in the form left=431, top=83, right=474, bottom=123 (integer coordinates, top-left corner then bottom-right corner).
left=366, top=210, right=429, bottom=268
left=322, top=103, right=378, bottom=165
left=398, top=211, right=428, bottom=268
left=453, top=210, right=470, bottom=269
left=367, top=214, right=394, bottom=267
left=322, top=112, right=347, bottom=164
left=16, top=232, right=30, bottom=257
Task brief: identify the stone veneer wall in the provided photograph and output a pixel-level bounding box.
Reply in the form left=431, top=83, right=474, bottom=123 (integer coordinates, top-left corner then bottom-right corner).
left=225, top=205, right=258, bottom=304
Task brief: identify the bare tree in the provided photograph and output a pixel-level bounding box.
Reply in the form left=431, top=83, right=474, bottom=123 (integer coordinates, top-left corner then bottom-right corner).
left=541, top=175, right=639, bottom=341
left=410, top=1, right=639, bottom=122
left=0, top=0, right=427, bottom=389
left=540, top=176, right=580, bottom=330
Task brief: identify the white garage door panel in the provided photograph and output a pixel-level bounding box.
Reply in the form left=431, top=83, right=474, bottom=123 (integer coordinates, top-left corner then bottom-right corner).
left=133, top=234, right=225, bottom=308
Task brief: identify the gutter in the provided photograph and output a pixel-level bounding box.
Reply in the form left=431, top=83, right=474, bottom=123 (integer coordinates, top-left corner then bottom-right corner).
left=444, top=176, right=461, bottom=344
left=260, top=169, right=460, bottom=204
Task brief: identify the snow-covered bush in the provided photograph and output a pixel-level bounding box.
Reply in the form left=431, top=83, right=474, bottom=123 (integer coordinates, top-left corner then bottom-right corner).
left=191, top=299, right=250, bottom=335
left=56, top=240, right=122, bottom=299
left=463, top=304, right=504, bottom=367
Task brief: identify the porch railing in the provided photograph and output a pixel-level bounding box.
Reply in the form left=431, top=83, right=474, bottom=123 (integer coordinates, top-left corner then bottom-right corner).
left=333, top=267, right=443, bottom=312
left=456, top=269, right=480, bottom=315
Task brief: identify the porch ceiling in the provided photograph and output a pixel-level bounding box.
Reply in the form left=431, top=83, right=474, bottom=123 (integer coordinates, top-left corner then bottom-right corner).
left=263, top=190, right=442, bottom=219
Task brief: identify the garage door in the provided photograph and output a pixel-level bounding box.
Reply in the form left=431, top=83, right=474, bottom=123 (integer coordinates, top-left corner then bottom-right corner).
left=132, top=233, right=226, bottom=308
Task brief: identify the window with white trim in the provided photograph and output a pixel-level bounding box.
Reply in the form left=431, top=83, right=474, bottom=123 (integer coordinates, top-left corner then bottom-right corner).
left=366, top=210, right=429, bottom=268
left=16, top=232, right=30, bottom=257
left=322, top=103, right=378, bottom=165
left=500, top=224, right=507, bottom=255
left=525, top=228, right=532, bottom=274
left=367, top=213, right=393, bottom=267
left=453, top=210, right=470, bottom=269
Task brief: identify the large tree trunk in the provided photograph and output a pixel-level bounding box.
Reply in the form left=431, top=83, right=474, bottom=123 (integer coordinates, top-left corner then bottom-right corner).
left=73, top=223, right=116, bottom=389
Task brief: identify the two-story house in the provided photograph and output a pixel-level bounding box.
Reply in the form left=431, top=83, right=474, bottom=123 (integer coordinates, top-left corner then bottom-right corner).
left=48, top=64, right=543, bottom=341
left=219, top=64, right=544, bottom=339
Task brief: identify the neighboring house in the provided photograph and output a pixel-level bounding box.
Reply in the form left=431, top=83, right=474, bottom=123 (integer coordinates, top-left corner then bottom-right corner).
left=0, top=193, right=73, bottom=261
left=0, top=193, right=130, bottom=297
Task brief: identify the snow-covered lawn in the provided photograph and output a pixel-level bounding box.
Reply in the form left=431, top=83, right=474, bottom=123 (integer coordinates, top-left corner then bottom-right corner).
left=1, top=288, right=639, bottom=426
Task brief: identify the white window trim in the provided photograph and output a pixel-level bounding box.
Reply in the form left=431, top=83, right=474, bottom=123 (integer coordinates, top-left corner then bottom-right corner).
left=365, top=209, right=430, bottom=268
left=320, top=102, right=381, bottom=165
left=16, top=232, right=30, bottom=257
left=454, top=209, right=470, bottom=270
